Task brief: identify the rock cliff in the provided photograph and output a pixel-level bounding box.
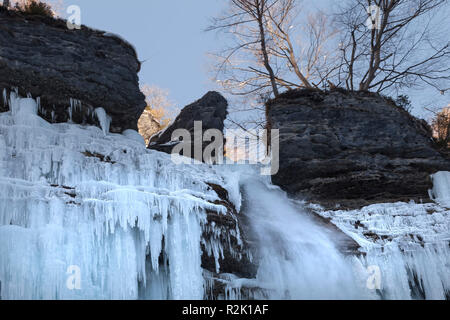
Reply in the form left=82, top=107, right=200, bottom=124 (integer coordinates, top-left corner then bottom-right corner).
left=267, top=89, right=450, bottom=209
left=0, top=8, right=145, bottom=132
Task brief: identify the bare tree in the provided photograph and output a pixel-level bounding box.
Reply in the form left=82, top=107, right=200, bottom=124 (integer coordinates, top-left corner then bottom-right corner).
left=208, top=0, right=340, bottom=100
left=138, top=85, right=176, bottom=144
left=335, top=0, right=450, bottom=93
left=208, top=0, right=281, bottom=98
left=140, top=84, right=175, bottom=125
left=265, top=1, right=338, bottom=89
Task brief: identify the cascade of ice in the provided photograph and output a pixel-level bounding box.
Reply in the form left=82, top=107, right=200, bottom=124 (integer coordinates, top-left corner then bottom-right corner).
left=0, top=94, right=238, bottom=300
left=218, top=166, right=449, bottom=300
left=221, top=169, right=373, bottom=300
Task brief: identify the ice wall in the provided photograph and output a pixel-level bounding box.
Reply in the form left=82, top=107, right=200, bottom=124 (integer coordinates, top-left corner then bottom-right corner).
left=0, top=94, right=238, bottom=300
left=217, top=167, right=450, bottom=300
left=317, top=200, right=450, bottom=300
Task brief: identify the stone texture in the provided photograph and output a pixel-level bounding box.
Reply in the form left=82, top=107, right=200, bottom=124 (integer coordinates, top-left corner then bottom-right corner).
left=0, top=8, right=145, bottom=132
left=149, top=91, right=228, bottom=161
left=267, top=89, right=450, bottom=209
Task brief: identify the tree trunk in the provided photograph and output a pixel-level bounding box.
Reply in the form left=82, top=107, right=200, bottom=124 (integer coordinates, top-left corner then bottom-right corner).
left=256, top=0, right=279, bottom=98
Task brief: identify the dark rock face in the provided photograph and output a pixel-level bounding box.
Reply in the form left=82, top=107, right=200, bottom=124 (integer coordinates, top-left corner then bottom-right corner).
left=268, top=89, right=450, bottom=209
left=202, top=182, right=256, bottom=299
left=0, top=9, right=145, bottom=133
left=149, top=91, right=228, bottom=161
left=202, top=183, right=256, bottom=279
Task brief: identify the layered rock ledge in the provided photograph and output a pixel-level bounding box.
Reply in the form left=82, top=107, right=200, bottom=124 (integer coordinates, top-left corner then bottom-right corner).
left=0, top=8, right=145, bottom=132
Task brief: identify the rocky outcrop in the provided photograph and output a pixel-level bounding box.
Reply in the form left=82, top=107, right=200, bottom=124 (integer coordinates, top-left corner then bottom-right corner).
left=149, top=91, right=228, bottom=161
left=0, top=8, right=145, bottom=132
left=268, top=89, right=450, bottom=209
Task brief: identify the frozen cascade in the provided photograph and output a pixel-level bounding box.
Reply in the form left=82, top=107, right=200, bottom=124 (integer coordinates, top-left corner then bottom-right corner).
left=0, top=94, right=239, bottom=300
left=220, top=169, right=450, bottom=300
left=0, top=93, right=449, bottom=300
left=222, top=171, right=373, bottom=300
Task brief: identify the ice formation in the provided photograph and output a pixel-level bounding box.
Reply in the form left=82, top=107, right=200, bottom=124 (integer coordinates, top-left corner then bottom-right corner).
left=0, top=93, right=449, bottom=300
left=0, top=93, right=240, bottom=300
left=315, top=201, right=450, bottom=299
left=223, top=173, right=373, bottom=300
left=94, top=107, right=111, bottom=135
left=431, top=171, right=450, bottom=208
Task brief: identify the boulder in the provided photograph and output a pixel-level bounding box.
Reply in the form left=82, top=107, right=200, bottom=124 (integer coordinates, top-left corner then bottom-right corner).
left=267, top=89, right=450, bottom=209
left=149, top=91, right=228, bottom=161
left=0, top=8, right=146, bottom=133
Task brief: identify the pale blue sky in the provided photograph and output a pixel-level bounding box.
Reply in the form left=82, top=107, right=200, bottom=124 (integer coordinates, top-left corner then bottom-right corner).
left=66, top=0, right=225, bottom=110
left=63, top=0, right=448, bottom=120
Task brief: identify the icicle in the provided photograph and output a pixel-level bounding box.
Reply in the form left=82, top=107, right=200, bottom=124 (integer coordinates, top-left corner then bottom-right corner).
left=430, top=171, right=450, bottom=207
left=2, top=88, right=8, bottom=108
left=94, top=107, right=111, bottom=135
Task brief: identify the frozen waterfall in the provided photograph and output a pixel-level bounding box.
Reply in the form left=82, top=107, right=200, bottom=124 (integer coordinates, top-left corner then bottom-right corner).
left=0, top=93, right=238, bottom=300
left=0, top=93, right=449, bottom=300
left=223, top=174, right=372, bottom=299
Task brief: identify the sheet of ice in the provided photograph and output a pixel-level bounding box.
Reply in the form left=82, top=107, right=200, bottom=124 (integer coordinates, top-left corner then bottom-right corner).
left=0, top=95, right=240, bottom=300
